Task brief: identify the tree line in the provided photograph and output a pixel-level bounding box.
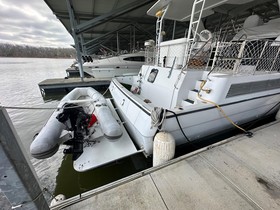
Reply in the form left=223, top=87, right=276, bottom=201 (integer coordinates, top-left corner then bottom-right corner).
left=0, top=43, right=76, bottom=58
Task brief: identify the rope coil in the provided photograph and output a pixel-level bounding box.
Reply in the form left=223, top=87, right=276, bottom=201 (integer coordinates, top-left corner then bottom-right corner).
left=151, top=107, right=166, bottom=130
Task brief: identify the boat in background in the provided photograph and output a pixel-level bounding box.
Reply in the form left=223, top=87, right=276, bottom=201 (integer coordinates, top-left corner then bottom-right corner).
left=80, top=51, right=145, bottom=78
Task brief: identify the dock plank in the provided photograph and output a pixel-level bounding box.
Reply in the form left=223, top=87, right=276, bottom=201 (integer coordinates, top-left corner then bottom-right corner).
left=65, top=175, right=167, bottom=210
left=38, top=77, right=111, bottom=94
left=151, top=157, right=255, bottom=210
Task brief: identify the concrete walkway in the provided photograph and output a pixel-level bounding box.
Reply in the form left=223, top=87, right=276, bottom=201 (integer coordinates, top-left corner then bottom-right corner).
left=51, top=120, right=280, bottom=210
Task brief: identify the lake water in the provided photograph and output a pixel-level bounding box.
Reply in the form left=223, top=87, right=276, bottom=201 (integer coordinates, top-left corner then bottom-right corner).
left=0, top=57, right=150, bottom=203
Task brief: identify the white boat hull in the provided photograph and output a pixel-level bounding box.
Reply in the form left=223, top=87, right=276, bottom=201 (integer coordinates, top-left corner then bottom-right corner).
left=84, top=67, right=140, bottom=78
left=110, top=76, right=280, bottom=155
left=81, top=52, right=145, bottom=78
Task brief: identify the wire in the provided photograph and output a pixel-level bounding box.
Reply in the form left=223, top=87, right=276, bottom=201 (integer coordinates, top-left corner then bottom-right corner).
left=245, top=101, right=280, bottom=130
left=197, top=80, right=253, bottom=137
left=1, top=105, right=82, bottom=111
left=11, top=188, right=51, bottom=209
left=102, top=86, right=110, bottom=96
left=166, top=109, right=191, bottom=143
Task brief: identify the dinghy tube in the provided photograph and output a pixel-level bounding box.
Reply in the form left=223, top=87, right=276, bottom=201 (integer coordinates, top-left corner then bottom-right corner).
left=30, top=109, right=66, bottom=159
left=30, top=87, right=122, bottom=159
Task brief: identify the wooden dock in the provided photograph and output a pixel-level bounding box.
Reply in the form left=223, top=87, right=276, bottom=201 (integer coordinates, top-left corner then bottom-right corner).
left=51, top=120, right=280, bottom=210
left=38, top=77, right=110, bottom=95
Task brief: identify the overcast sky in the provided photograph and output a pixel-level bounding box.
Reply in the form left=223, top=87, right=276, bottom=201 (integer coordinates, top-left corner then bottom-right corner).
left=0, top=0, right=74, bottom=48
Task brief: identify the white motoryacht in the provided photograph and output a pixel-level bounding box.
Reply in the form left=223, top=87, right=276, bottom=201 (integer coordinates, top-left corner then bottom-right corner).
left=81, top=51, right=145, bottom=78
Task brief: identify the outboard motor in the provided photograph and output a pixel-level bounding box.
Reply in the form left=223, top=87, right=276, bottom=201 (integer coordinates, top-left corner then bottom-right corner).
left=57, top=103, right=90, bottom=161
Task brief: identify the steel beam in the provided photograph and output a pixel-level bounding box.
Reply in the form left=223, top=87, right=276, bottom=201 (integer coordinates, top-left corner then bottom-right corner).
left=66, top=0, right=84, bottom=80
left=74, top=0, right=155, bottom=34
left=84, top=24, right=132, bottom=47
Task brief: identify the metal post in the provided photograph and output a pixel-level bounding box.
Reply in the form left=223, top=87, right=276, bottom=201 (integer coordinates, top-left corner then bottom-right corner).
left=66, top=0, right=84, bottom=81
left=172, top=20, right=176, bottom=40
left=117, top=31, right=120, bottom=54
left=0, top=107, right=49, bottom=210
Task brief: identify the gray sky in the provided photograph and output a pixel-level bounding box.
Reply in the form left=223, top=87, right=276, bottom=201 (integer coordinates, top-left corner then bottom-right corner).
left=0, top=0, right=74, bottom=48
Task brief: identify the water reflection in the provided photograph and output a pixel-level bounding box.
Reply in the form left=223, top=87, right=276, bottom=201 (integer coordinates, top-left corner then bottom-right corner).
left=54, top=153, right=151, bottom=198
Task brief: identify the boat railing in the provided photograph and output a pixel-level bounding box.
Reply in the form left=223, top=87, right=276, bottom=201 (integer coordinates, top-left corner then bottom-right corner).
left=211, top=39, right=280, bottom=75
left=186, top=39, right=280, bottom=75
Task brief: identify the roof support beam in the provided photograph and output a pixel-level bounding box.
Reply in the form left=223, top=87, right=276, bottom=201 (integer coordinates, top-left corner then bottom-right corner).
left=66, top=0, right=84, bottom=80
left=84, top=24, right=132, bottom=47
left=74, top=0, right=155, bottom=34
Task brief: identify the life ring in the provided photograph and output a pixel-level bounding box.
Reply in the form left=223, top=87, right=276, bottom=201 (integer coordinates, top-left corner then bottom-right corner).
left=199, top=30, right=213, bottom=42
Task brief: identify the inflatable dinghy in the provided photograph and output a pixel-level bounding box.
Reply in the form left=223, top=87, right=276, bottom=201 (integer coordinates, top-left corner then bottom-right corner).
left=30, top=87, right=123, bottom=160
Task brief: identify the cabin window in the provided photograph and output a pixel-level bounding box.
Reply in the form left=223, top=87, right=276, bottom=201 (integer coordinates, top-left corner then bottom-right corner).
left=123, top=56, right=145, bottom=62
left=226, top=78, right=280, bottom=97
left=147, top=69, right=158, bottom=83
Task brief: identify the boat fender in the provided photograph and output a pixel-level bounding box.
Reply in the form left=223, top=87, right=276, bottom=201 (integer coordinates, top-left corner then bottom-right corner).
left=50, top=194, right=66, bottom=207
left=153, top=132, right=175, bottom=167
left=276, top=108, right=280, bottom=120
left=95, top=103, right=123, bottom=140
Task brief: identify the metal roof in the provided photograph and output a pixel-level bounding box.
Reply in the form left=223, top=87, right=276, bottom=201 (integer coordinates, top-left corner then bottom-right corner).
left=44, top=0, right=280, bottom=55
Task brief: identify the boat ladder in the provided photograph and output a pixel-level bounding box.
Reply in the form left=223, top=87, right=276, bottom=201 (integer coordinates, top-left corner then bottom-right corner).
left=184, top=0, right=206, bottom=65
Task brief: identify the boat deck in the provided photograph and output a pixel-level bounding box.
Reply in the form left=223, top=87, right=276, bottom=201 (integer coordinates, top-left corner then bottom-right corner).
left=51, top=119, right=280, bottom=210
left=38, top=77, right=111, bottom=95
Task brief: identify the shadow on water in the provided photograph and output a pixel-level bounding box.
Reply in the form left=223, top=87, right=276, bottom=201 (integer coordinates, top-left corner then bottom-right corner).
left=54, top=153, right=152, bottom=198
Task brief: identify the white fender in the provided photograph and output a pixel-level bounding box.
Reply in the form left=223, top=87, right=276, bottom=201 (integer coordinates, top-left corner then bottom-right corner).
left=153, top=132, right=175, bottom=167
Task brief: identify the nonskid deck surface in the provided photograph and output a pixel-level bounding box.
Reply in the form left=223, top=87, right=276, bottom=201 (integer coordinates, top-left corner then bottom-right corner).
left=73, top=99, right=139, bottom=172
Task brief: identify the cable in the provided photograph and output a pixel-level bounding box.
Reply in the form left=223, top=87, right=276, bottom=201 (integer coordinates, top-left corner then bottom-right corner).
left=197, top=80, right=253, bottom=137
left=11, top=188, right=50, bottom=209
left=1, top=105, right=82, bottom=110
left=166, top=109, right=191, bottom=143
left=102, top=86, right=110, bottom=96
left=245, top=101, right=280, bottom=130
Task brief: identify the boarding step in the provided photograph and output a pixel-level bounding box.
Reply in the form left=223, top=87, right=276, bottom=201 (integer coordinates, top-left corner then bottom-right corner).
left=187, top=89, right=199, bottom=102
left=181, top=99, right=195, bottom=106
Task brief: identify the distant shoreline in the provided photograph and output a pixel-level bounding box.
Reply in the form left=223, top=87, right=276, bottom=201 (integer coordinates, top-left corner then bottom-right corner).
left=0, top=43, right=76, bottom=58
left=0, top=56, right=75, bottom=59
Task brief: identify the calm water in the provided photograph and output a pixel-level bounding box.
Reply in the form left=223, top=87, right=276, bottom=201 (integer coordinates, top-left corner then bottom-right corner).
left=0, top=57, right=150, bottom=202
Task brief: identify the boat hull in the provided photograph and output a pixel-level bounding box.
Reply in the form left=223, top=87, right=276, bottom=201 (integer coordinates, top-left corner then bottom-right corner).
left=110, top=78, right=280, bottom=155
left=84, top=67, right=140, bottom=78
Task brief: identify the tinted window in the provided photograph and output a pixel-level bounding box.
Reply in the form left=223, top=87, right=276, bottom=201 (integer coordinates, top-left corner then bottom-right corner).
left=147, top=69, right=158, bottom=83
left=123, top=56, right=145, bottom=62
